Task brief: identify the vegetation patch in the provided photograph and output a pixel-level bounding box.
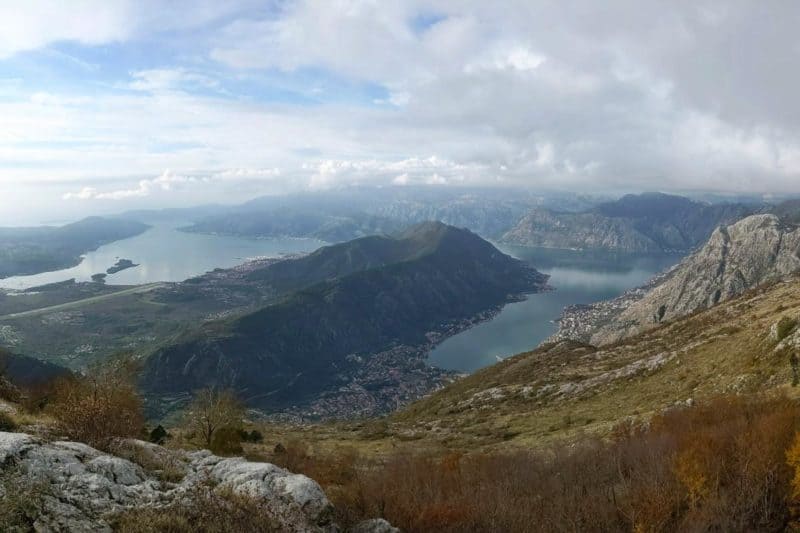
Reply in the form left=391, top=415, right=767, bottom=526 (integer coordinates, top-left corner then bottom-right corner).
left=777, top=316, right=799, bottom=342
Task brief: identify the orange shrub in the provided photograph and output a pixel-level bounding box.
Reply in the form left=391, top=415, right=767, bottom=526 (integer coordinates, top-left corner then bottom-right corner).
left=280, top=394, right=800, bottom=532
left=48, top=362, right=144, bottom=449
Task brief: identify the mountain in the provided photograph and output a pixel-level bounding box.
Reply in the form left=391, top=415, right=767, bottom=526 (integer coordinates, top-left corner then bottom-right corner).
left=183, top=208, right=403, bottom=242
left=0, top=217, right=149, bottom=278
left=501, top=192, right=756, bottom=252
left=3, top=352, right=71, bottom=387
left=141, top=222, right=548, bottom=416
left=177, top=186, right=599, bottom=241
left=555, top=213, right=800, bottom=345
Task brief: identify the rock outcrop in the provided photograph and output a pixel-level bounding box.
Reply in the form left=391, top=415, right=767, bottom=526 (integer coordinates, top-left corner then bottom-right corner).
left=554, top=214, right=800, bottom=345
left=0, top=432, right=386, bottom=532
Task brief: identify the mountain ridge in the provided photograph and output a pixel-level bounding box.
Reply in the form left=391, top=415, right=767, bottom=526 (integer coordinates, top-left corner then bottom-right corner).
left=141, top=222, right=548, bottom=417
left=501, top=192, right=757, bottom=252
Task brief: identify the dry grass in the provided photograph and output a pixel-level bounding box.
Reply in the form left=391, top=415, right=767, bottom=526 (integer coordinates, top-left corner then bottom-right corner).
left=110, top=485, right=281, bottom=532
left=0, top=467, right=51, bottom=530
left=108, top=440, right=187, bottom=484
left=261, top=395, right=800, bottom=532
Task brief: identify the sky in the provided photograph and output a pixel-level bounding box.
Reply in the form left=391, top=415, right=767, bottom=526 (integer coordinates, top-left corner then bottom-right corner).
left=1, top=0, right=800, bottom=224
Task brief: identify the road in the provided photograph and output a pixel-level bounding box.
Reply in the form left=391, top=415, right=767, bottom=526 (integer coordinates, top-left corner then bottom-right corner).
left=0, top=283, right=167, bottom=320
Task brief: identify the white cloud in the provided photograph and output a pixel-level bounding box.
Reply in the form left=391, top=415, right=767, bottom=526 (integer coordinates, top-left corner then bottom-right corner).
left=304, top=156, right=485, bottom=190
left=128, top=69, right=220, bottom=93
left=4, top=0, right=800, bottom=221
left=0, top=1, right=251, bottom=59
left=64, top=170, right=200, bottom=200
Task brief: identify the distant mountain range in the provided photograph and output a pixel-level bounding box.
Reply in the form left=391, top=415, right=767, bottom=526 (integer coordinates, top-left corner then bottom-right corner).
left=160, top=186, right=601, bottom=241
left=141, top=221, right=548, bottom=416
left=123, top=188, right=788, bottom=257
left=501, top=192, right=759, bottom=252
left=0, top=217, right=149, bottom=278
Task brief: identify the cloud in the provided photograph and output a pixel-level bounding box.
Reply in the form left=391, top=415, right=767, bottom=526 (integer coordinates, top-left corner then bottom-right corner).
left=305, top=156, right=482, bottom=190
left=127, top=69, right=220, bottom=93
left=5, top=0, right=800, bottom=221
left=64, top=170, right=200, bottom=200
left=202, top=1, right=800, bottom=194
left=0, top=1, right=251, bottom=59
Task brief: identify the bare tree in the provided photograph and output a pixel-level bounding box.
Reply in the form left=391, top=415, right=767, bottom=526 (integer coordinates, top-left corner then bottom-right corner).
left=185, top=388, right=245, bottom=448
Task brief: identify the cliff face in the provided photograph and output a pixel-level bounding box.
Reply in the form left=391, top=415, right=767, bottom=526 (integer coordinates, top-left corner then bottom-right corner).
left=501, top=193, right=754, bottom=252
left=557, top=214, right=800, bottom=345
left=501, top=209, right=660, bottom=251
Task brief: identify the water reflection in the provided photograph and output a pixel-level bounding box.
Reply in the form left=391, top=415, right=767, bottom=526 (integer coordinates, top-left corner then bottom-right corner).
left=0, top=224, right=323, bottom=290
left=428, top=245, right=682, bottom=373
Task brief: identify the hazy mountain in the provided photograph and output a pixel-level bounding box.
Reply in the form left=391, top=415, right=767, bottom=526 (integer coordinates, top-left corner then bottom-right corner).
left=501, top=192, right=757, bottom=252
left=175, top=187, right=601, bottom=241
left=183, top=208, right=403, bottom=242
left=141, top=222, right=548, bottom=414
left=0, top=217, right=149, bottom=278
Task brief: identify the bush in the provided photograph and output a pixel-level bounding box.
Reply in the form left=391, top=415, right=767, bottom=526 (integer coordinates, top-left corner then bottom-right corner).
left=210, top=426, right=243, bottom=456
left=238, top=429, right=263, bottom=443
left=47, top=361, right=144, bottom=449
left=183, top=388, right=244, bottom=449
left=279, top=394, right=800, bottom=532
left=0, top=410, right=17, bottom=432
left=777, top=316, right=798, bottom=341
left=149, top=425, right=169, bottom=445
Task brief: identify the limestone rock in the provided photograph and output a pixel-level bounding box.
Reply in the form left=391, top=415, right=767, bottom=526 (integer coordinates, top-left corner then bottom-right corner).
left=0, top=432, right=355, bottom=532
left=351, top=518, right=401, bottom=533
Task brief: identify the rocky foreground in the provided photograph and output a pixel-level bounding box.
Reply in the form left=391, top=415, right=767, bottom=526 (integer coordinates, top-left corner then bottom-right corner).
left=0, top=432, right=395, bottom=532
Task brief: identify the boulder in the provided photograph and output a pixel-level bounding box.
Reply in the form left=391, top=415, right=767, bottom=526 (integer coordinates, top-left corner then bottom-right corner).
left=0, top=432, right=349, bottom=532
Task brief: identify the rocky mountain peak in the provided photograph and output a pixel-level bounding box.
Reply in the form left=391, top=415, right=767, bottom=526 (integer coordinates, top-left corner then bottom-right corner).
left=555, top=214, right=800, bottom=346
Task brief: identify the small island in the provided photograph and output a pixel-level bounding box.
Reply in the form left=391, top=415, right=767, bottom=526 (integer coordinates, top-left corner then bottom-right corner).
left=91, top=273, right=107, bottom=283
left=106, top=258, right=139, bottom=275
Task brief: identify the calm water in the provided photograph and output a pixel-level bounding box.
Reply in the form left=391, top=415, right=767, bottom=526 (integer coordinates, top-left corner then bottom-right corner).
left=0, top=224, right=323, bottom=290
left=428, top=245, right=682, bottom=373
